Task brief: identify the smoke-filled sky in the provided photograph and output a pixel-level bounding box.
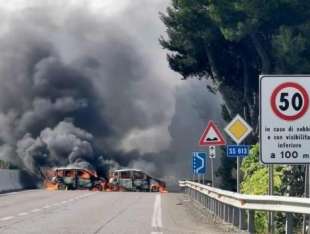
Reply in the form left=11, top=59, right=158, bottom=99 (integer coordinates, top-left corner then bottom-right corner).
left=0, top=0, right=224, bottom=182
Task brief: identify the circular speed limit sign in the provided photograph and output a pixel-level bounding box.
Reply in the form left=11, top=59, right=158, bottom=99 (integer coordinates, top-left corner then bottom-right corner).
left=271, top=82, right=309, bottom=121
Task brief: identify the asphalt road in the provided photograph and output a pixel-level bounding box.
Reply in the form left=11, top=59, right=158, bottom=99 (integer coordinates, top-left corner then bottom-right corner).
left=0, top=190, right=237, bottom=234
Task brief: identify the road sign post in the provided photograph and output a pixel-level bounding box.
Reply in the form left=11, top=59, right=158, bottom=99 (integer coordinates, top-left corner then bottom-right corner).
left=209, top=146, right=216, bottom=187
left=302, top=165, right=310, bottom=233
left=268, top=165, right=274, bottom=233
left=260, top=75, right=310, bottom=164
left=211, top=158, right=214, bottom=187
left=199, top=121, right=225, bottom=188
left=224, top=114, right=252, bottom=191
left=260, top=75, right=310, bottom=233
left=236, top=157, right=240, bottom=193
left=224, top=114, right=252, bottom=231
left=192, top=152, right=207, bottom=177
left=199, top=121, right=226, bottom=146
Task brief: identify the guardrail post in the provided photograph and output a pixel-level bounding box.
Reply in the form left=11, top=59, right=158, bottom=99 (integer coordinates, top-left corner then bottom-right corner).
left=203, top=193, right=205, bottom=206
left=220, top=203, right=224, bottom=220
left=219, top=202, right=222, bottom=220
left=216, top=200, right=219, bottom=217
left=286, top=213, right=293, bottom=234
left=302, top=214, right=307, bottom=234
left=225, top=205, right=229, bottom=223
left=229, top=206, right=233, bottom=224
left=209, top=198, right=212, bottom=212
left=231, top=206, right=240, bottom=228
left=239, top=209, right=247, bottom=230
left=226, top=205, right=230, bottom=223
left=248, top=210, right=255, bottom=234
left=232, top=207, right=238, bottom=227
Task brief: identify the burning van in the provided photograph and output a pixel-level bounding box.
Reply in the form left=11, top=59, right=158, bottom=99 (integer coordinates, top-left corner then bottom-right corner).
left=45, top=167, right=107, bottom=191
left=108, top=169, right=166, bottom=192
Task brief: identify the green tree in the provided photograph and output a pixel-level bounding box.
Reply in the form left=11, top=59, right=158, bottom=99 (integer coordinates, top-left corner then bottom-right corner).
left=160, top=0, right=310, bottom=125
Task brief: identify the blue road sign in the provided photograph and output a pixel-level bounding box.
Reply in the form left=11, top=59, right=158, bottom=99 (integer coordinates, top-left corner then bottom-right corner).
left=227, top=145, right=250, bottom=157
left=192, top=152, right=206, bottom=174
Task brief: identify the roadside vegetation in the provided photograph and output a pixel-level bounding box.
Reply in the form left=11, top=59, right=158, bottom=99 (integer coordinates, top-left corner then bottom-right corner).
left=241, top=144, right=283, bottom=233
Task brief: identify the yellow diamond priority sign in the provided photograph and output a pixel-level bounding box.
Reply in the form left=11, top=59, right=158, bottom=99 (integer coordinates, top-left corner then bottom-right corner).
left=224, top=114, right=252, bottom=144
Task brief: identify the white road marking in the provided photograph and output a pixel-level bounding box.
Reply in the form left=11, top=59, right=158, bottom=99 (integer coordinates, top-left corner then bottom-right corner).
left=5, top=192, right=17, bottom=196
left=0, top=192, right=95, bottom=223
left=18, top=212, right=28, bottom=216
left=0, top=216, right=15, bottom=221
left=151, top=232, right=163, bottom=234
left=31, top=209, right=41, bottom=213
left=0, top=192, right=17, bottom=198
left=151, top=194, right=162, bottom=228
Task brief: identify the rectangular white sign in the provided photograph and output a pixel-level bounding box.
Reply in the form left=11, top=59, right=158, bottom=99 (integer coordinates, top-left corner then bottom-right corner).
left=260, top=75, right=310, bottom=164
left=209, top=146, right=216, bottom=158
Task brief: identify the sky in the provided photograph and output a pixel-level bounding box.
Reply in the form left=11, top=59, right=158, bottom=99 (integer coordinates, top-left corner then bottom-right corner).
left=0, top=0, right=224, bottom=184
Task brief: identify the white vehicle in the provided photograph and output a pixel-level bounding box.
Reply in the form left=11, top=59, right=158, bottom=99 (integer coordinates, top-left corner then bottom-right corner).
left=109, top=169, right=166, bottom=192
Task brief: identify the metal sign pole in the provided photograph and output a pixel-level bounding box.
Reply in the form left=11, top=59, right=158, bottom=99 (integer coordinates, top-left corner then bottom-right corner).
left=237, top=154, right=247, bottom=230
left=211, top=158, right=214, bottom=187
left=203, top=153, right=205, bottom=185
left=237, top=157, right=240, bottom=193
left=236, top=141, right=241, bottom=193
left=224, top=114, right=252, bottom=231
left=308, top=165, right=310, bottom=234
left=237, top=156, right=242, bottom=229
left=268, top=165, right=274, bottom=233
left=303, top=165, right=308, bottom=234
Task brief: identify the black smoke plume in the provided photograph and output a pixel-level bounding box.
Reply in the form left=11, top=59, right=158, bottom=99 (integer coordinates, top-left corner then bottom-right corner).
left=0, top=1, right=223, bottom=183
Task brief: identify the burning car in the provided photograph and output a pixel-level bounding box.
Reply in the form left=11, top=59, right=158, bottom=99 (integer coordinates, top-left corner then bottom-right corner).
left=107, top=169, right=167, bottom=192
left=45, top=167, right=107, bottom=191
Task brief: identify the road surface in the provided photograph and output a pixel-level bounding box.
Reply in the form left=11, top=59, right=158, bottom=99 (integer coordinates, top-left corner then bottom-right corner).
left=0, top=190, right=236, bottom=234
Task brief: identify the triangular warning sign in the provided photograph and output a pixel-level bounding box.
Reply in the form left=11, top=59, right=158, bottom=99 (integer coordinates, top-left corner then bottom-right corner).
left=199, top=121, right=226, bottom=146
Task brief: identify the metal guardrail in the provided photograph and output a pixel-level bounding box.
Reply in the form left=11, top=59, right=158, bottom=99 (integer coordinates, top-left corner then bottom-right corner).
left=179, top=180, right=310, bottom=234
